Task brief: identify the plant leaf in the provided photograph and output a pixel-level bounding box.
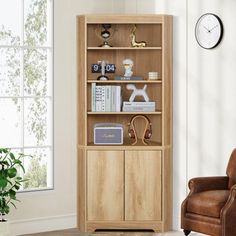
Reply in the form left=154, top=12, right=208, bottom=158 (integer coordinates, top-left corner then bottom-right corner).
left=9, top=153, right=15, bottom=160
left=19, top=163, right=25, bottom=173
left=2, top=149, right=9, bottom=154
left=0, top=177, right=8, bottom=188
left=9, top=190, right=16, bottom=200
left=4, top=205, right=10, bottom=214
left=14, top=185, right=20, bottom=190
left=7, top=167, right=17, bottom=178
left=10, top=202, right=17, bottom=209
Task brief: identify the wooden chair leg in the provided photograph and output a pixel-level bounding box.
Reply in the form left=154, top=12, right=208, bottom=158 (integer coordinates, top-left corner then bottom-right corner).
left=183, top=229, right=191, bottom=235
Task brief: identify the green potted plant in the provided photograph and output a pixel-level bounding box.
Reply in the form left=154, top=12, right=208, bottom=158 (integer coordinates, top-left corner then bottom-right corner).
left=0, top=148, right=28, bottom=235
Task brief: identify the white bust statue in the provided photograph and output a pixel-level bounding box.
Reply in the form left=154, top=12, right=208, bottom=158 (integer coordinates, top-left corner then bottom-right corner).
left=123, top=58, right=133, bottom=77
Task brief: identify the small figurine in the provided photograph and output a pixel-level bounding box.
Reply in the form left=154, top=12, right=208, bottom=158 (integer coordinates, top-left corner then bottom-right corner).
left=123, top=58, right=133, bottom=77
left=126, top=84, right=149, bottom=102
left=130, top=25, right=147, bottom=48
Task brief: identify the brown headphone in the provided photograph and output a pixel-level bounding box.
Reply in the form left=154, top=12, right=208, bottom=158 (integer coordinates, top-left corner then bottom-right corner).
left=128, top=115, right=152, bottom=140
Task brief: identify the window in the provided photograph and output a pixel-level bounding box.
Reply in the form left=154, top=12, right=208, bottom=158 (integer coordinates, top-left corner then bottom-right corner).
left=0, top=0, right=53, bottom=191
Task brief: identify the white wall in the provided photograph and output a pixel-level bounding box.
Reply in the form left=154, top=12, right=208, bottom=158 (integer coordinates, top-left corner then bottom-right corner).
left=187, top=0, right=236, bottom=178
left=10, top=1, right=124, bottom=235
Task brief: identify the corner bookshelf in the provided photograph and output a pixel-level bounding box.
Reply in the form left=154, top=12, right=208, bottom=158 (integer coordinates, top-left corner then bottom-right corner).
left=77, top=15, right=172, bottom=232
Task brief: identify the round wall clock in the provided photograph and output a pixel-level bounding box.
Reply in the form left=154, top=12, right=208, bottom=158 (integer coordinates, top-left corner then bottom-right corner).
left=195, top=13, right=223, bottom=49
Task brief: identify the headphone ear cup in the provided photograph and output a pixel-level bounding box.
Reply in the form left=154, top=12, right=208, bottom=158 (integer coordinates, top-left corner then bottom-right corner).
left=129, top=129, right=135, bottom=139
left=144, top=129, right=152, bottom=139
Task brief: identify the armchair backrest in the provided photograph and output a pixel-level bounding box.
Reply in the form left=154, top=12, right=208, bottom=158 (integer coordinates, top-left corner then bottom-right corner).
left=226, top=148, right=236, bottom=188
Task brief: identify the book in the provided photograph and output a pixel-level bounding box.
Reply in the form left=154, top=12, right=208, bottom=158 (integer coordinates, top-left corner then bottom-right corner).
left=114, top=76, right=144, bottom=80
left=123, top=106, right=155, bottom=112
left=105, top=86, right=111, bottom=111
left=122, top=101, right=155, bottom=112
left=123, top=101, right=155, bottom=106
left=101, top=86, right=106, bottom=111
left=111, top=86, right=116, bottom=112
left=91, top=83, right=96, bottom=112
left=116, top=86, right=121, bottom=112
left=95, top=86, right=103, bottom=111
left=91, top=85, right=122, bottom=112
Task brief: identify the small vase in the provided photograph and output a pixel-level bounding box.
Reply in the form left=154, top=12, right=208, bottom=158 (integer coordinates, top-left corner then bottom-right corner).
left=0, top=220, right=11, bottom=236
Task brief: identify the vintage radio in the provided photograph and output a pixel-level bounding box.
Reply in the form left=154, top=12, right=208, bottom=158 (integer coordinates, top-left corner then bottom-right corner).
left=94, top=123, right=123, bottom=145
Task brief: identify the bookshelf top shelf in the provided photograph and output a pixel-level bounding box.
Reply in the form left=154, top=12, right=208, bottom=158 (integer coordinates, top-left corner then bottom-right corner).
left=87, top=47, right=162, bottom=50
left=87, top=80, right=162, bottom=84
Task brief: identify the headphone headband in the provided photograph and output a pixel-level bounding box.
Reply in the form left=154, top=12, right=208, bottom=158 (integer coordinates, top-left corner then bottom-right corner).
left=128, top=115, right=152, bottom=142
left=129, top=115, right=152, bottom=127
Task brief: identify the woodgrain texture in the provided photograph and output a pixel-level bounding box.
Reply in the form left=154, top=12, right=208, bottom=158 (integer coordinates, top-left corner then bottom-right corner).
left=78, top=148, right=87, bottom=231
left=87, top=50, right=162, bottom=82
left=125, top=150, right=162, bottom=221
left=87, top=24, right=162, bottom=48
left=87, top=114, right=162, bottom=145
left=85, top=15, right=171, bottom=24
left=77, top=15, right=172, bottom=232
left=162, top=148, right=173, bottom=231
left=162, top=16, right=173, bottom=146
left=77, top=16, right=87, bottom=146
left=87, top=150, right=124, bottom=221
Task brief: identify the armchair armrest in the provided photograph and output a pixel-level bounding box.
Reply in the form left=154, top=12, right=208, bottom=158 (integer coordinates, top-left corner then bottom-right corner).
left=188, top=176, right=229, bottom=194
left=221, top=184, right=236, bottom=235
left=181, top=176, right=229, bottom=227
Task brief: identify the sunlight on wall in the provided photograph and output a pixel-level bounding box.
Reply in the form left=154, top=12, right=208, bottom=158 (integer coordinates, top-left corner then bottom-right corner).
left=187, top=0, right=236, bottom=179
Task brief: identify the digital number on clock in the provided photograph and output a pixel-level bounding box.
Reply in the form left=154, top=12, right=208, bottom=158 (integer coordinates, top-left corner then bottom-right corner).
left=91, top=64, right=116, bottom=73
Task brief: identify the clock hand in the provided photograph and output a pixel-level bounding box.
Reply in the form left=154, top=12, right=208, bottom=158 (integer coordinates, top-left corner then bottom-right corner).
left=209, top=25, right=219, bottom=32
left=203, top=25, right=210, bottom=32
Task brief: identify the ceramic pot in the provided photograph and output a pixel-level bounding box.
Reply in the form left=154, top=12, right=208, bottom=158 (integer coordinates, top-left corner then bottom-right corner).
left=0, top=221, right=11, bottom=236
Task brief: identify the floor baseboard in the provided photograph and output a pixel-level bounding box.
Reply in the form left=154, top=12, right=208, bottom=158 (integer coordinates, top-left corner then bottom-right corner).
left=10, top=214, right=76, bottom=235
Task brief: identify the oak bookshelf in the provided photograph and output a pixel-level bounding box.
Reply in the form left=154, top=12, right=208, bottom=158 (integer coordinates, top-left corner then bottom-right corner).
left=77, top=15, right=172, bottom=232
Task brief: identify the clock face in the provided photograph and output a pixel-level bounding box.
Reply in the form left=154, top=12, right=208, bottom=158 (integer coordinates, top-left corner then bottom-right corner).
left=195, top=13, right=223, bottom=49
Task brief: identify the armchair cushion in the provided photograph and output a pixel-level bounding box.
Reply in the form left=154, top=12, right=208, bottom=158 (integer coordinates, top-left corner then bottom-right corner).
left=187, top=190, right=229, bottom=218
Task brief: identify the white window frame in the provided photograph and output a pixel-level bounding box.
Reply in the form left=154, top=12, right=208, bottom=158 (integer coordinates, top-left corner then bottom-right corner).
left=0, top=0, right=54, bottom=192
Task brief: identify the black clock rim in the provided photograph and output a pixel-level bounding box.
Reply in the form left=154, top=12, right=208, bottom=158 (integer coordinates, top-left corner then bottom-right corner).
left=195, top=13, right=224, bottom=50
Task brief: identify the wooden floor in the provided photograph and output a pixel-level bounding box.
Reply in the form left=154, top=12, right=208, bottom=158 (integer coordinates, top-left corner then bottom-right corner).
left=21, top=228, right=203, bottom=236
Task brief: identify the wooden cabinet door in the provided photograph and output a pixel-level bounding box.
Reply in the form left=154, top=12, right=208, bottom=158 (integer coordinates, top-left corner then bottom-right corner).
left=125, top=150, right=162, bottom=221
left=87, top=150, right=124, bottom=221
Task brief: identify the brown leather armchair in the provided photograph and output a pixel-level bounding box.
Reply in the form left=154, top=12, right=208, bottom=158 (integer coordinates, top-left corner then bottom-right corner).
left=181, top=149, right=236, bottom=236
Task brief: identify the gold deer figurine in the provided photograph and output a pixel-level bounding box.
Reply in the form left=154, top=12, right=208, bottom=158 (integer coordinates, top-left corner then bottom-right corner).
left=130, top=25, right=147, bottom=48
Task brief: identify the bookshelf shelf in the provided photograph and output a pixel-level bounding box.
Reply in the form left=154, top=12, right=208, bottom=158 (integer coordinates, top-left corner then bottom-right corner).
left=87, top=111, right=162, bottom=115
left=78, top=15, right=172, bottom=233
left=87, top=46, right=162, bottom=50
left=87, top=138, right=162, bottom=148
left=87, top=80, right=162, bottom=84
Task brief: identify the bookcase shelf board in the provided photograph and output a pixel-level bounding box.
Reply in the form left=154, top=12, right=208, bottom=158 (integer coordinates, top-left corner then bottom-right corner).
left=87, top=111, right=162, bottom=115
left=87, top=80, right=162, bottom=84
left=87, top=47, right=162, bottom=50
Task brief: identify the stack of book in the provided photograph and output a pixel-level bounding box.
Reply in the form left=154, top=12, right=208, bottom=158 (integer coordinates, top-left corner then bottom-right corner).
left=148, top=72, right=159, bottom=80
left=91, top=83, right=122, bottom=112
left=122, top=101, right=156, bottom=112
